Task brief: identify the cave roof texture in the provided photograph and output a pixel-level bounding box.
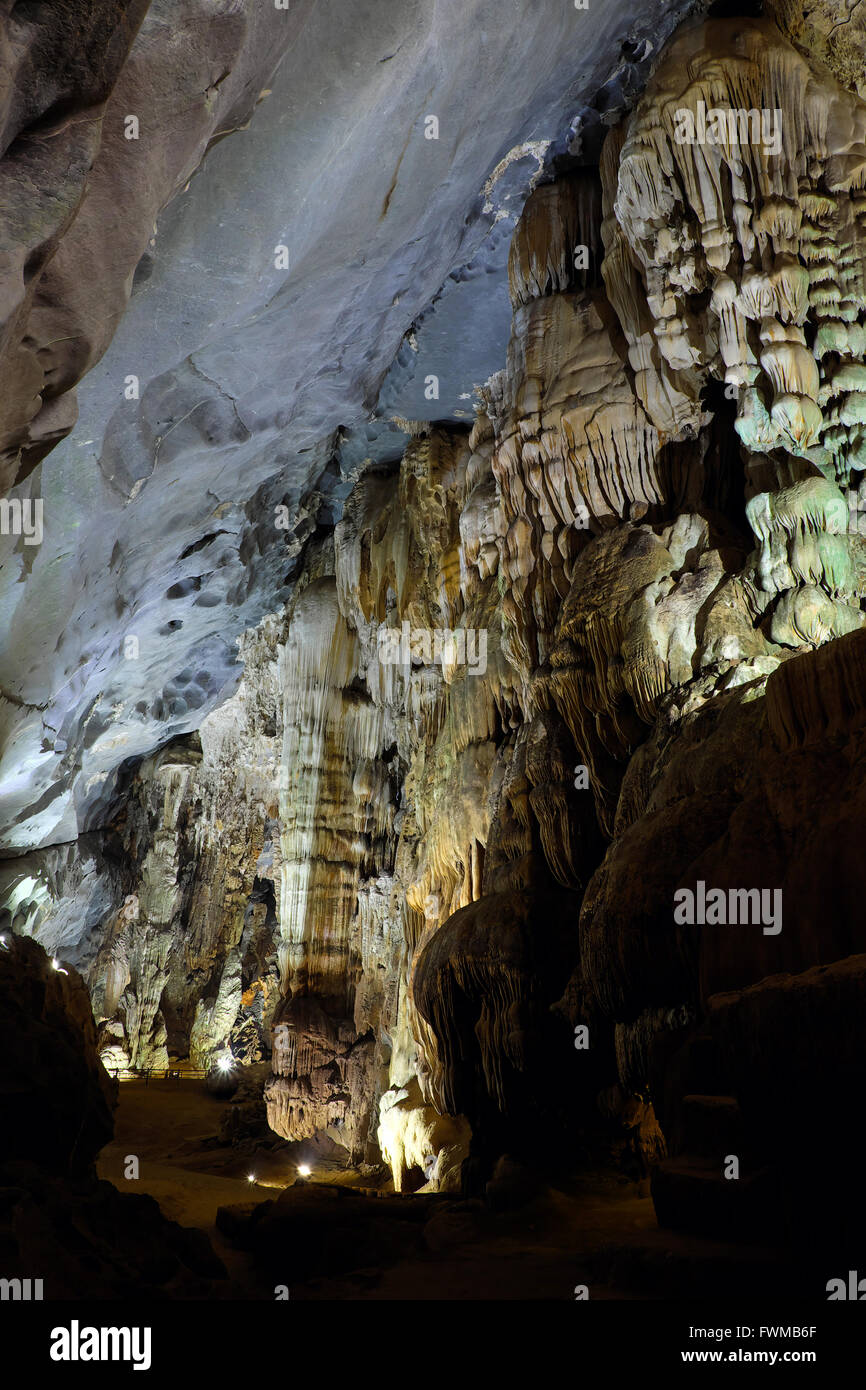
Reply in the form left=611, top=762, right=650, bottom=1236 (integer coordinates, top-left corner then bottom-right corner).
left=0, top=0, right=692, bottom=854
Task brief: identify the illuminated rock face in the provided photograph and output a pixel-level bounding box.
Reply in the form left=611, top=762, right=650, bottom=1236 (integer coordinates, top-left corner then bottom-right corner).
left=3, top=7, right=866, bottom=1232
left=1, top=623, right=285, bottom=1076
left=259, top=13, right=866, bottom=1205
left=607, top=18, right=866, bottom=637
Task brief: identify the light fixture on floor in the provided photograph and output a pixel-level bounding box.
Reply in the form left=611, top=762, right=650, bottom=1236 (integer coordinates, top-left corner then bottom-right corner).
left=247, top=1173, right=256, bottom=1184
left=217, top=1055, right=234, bottom=1073
left=298, top=1164, right=311, bottom=1177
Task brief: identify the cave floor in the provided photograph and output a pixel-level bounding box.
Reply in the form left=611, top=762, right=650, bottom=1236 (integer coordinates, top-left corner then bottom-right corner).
left=97, top=1081, right=787, bottom=1300
left=97, top=1078, right=362, bottom=1297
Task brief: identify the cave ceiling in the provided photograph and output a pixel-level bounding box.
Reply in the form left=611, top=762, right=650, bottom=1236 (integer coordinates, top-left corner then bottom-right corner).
left=0, top=0, right=692, bottom=854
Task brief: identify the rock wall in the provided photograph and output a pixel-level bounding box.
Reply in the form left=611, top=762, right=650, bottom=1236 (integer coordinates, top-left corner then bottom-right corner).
left=261, top=11, right=866, bottom=1205
left=0, top=934, right=226, bottom=1296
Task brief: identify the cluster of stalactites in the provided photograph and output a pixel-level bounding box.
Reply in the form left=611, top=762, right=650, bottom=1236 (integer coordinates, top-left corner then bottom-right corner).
left=507, top=170, right=603, bottom=308
left=416, top=948, right=528, bottom=1117
left=609, top=16, right=866, bottom=642
left=486, top=287, right=664, bottom=686
left=601, top=122, right=705, bottom=443
left=334, top=422, right=518, bottom=739
left=334, top=431, right=465, bottom=632
left=745, top=469, right=852, bottom=594
left=612, top=20, right=835, bottom=458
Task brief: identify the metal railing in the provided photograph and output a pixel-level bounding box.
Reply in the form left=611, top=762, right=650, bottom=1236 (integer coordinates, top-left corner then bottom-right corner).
left=105, top=1067, right=209, bottom=1083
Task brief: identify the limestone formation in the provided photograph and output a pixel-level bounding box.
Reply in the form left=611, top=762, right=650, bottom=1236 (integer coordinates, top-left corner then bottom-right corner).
left=1, top=1, right=865, bottom=1293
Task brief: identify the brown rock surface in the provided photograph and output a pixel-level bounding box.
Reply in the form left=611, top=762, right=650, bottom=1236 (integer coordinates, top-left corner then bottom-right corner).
left=0, top=934, right=115, bottom=1174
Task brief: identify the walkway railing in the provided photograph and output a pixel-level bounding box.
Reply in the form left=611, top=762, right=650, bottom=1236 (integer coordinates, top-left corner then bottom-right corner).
left=105, top=1067, right=209, bottom=1083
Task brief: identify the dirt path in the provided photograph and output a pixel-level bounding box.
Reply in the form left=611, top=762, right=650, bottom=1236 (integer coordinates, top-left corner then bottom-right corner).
left=97, top=1079, right=288, bottom=1296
